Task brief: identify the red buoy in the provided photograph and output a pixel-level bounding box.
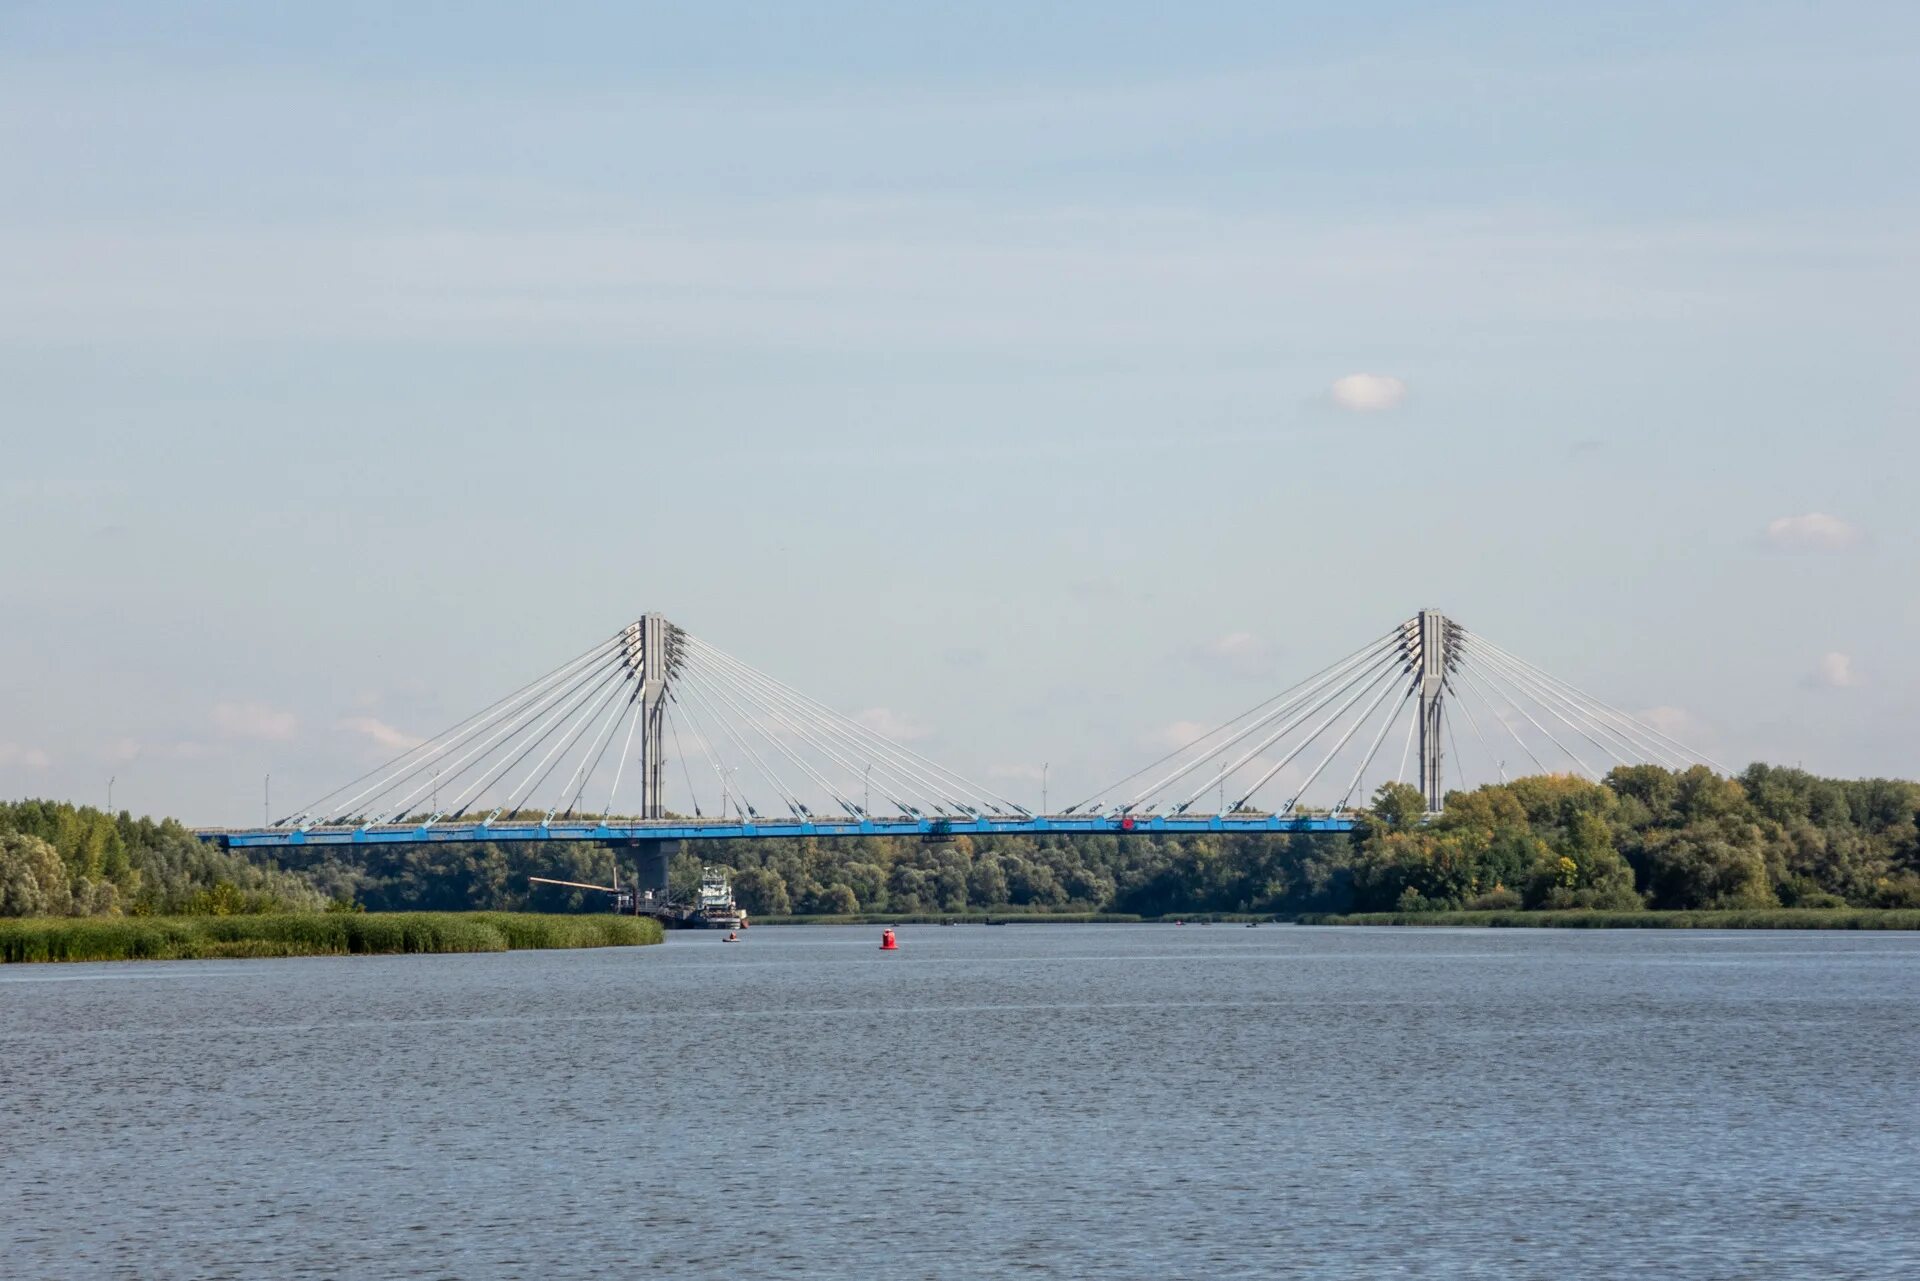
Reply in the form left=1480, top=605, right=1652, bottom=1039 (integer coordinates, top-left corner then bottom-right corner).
left=880, top=928, right=898, bottom=950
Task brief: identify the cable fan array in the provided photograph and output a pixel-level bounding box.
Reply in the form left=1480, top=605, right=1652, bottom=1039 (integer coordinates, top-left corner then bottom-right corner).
left=277, top=618, right=1027, bottom=830
left=1067, top=614, right=1725, bottom=819
left=662, top=632, right=1028, bottom=821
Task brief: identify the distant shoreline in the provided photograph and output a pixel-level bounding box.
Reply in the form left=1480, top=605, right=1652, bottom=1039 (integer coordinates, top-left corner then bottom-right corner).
left=753, top=911, right=1147, bottom=926
left=1297, top=908, right=1920, bottom=930
left=755, top=908, right=1920, bottom=930
left=0, top=912, right=664, bottom=964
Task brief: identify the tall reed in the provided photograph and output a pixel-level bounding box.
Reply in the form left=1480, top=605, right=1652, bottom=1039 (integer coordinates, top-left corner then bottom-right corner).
left=0, top=912, right=663, bottom=963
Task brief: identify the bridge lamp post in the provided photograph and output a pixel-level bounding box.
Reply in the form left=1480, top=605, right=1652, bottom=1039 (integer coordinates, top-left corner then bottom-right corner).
left=863, top=764, right=872, bottom=816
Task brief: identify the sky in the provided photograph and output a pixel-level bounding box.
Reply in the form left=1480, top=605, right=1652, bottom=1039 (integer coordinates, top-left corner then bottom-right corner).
left=2, top=1, right=1916, bottom=824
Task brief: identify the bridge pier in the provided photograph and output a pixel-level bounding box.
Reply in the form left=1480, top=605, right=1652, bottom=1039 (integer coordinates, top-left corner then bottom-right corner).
left=621, top=838, right=680, bottom=900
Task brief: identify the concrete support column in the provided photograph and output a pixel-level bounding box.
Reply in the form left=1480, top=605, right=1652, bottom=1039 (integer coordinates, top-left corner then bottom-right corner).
left=624, top=838, right=680, bottom=899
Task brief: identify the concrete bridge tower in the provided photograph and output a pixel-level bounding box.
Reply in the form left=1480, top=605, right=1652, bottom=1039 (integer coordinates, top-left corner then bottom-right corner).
left=621, top=612, right=681, bottom=819
left=642, top=613, right=674, bottom=819
left=621, top=612, right=682, bottom=897
left=1416, top=608, right=1454, bottom=813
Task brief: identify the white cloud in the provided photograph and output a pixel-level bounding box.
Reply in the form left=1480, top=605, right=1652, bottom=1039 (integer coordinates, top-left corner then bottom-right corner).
left=0, top=742, right=52, bottom=769
left=1329, top=373, right=1408, bottom=412
left=986, top=763, right=1046, bottom=781
left=96, top=738, right=213, bottom=764
left=1633, top=705, right=1709, bottom=742
left=212, top=701, right=298, bottom=741
left=1811, top=652, right=1861, bottom=688
left=1764, top=512, right=1861, bottom=551
left=852, top=706, right=930, bottom=742
left=1148, top=720, right=1216, bottom=750
left=1190, top=630, right=1275, bottom=677
left=341, top=716, right=424, bottom=752
left=1212, top=632, right=1260, bottom=656
left=100, top=737, right=143, bottom=764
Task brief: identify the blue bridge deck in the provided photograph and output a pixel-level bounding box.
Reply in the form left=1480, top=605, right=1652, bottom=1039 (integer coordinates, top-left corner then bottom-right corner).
left=198, top=813, right=1359, bottom=850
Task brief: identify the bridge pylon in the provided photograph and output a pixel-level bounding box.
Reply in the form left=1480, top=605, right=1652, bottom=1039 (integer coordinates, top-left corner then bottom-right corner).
left=625, top=613, right=682, bottom=820
left=1413, top=608, right=1460, bottom=813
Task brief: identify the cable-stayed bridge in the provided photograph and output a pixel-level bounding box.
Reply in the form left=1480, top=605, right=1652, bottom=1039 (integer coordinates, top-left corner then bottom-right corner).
left=200, top=609, right=1721, bottom=855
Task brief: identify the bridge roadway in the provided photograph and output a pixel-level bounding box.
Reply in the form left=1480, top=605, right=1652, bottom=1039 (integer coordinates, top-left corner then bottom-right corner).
left=199, top=813, right=1358, bottom=850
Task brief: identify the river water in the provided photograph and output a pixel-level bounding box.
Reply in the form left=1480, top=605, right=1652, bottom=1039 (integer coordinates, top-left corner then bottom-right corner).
left=3, top=924, right=1917, bottom=1279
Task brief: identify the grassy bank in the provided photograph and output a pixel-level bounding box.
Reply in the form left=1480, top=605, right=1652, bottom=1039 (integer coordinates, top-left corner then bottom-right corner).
left=0, top=912, right=664, bottom=963
left=1298, top=908, right=1920, bottom=930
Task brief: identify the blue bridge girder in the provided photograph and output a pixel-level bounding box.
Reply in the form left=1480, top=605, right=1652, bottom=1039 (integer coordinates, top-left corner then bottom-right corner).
left=198, top=813, right=1358, bottom=850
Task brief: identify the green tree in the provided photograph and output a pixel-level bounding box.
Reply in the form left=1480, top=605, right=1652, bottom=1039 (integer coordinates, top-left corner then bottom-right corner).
left=1006, top=859, right=1066, bottom=907
left=0, top=832, right=73, bottom=916
left=1369, top=781, right=1427, bottom=829
left=842, top=861, right=888, bottom=907
left=1644, top=826, right=1775, bottom=909
left=1531, top=811, right=1641, bottom=909
left=731, top=867, right=791, bottom=916
left=933, top=866, right=969, bottom=912
left=967, top=857, right=1009, bottom=906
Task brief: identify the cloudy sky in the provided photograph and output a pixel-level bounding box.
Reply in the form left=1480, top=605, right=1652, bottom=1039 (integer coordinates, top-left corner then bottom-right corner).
left=2, top=1, right=1916, bottom=822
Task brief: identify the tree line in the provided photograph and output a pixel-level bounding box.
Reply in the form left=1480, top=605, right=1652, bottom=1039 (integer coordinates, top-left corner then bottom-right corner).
left=0, top=799, right=330, bottom=916
left=4, top=763, right=1917, bottom=918
left=677, top=764, right=1919, bottom=917
left=1353, top=763, right=1919, bottom=913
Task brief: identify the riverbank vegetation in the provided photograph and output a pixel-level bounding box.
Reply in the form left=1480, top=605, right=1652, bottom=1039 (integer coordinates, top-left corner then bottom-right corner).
left=1, top=799, right=331, bottom=916
left=1303, top=908, right=1920, bottom=929
left=6, top=761, right=1917, bottom=923
left=0, top=911, right=662, bottom=963
left=0, top=799, right=632, bottom=917
left=1343, top=764, right=1919, bottom=915
left=646, top=763, right=1918, bottom=922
